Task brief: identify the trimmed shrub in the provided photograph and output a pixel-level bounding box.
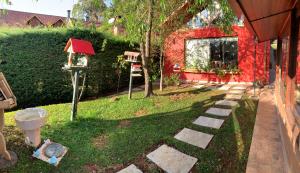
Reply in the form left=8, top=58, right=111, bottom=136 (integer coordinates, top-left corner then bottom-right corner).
left=0, top=27, right=140, bottom=108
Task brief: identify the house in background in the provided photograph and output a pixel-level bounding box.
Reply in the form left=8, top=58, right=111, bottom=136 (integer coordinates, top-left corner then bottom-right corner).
left=163, top=2, right=272, bottom=84
left=0, top=9, right=71, bottom=27
left=0, top=9, right=102, bottom=28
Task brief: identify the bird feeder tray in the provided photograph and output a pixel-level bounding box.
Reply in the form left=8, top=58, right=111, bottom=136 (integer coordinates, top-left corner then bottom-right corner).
left=62, top=65, right=89, bottom=72
left=132, top=74, right=143, bottom=77
left=33, top=139, right=68, bottom=167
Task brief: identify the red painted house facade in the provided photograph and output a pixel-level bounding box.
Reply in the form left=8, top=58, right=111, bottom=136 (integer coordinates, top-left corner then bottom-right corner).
left=164, top=26, right=271, bottom=84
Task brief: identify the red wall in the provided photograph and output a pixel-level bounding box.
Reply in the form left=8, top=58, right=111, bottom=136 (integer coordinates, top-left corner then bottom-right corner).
left=164, top=26, right=270, bottom=83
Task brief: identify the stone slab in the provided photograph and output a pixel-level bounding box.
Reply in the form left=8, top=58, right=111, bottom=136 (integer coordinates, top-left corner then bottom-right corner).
left=193, top=84, right=205, bottom=89
left=231, top=86, right=247, bottom=90
left=193, top=116, right=224, bottom=129
left=206, top=107, right=232, bottom=117
left=147, top=144, right=197, bottom=173
left=174, top=128, right=213, bottom=149
left=218, top=85, right=232, bottom=91
left=117, top=164, right=143, bottom=173
left=225, top=94, right=243, bottom=100
left=207, top=85, right=219, bottom=90
left=215, top=100, right=239, bottom=107
left=228, top=89, right=245, bottom=94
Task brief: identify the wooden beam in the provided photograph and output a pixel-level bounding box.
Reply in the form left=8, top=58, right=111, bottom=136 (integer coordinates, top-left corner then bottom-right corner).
left=276, top=39, right=283, bottom=66
left=235, top=0, right=259, bottom=39
left=288, top=8, right=299, bottom=78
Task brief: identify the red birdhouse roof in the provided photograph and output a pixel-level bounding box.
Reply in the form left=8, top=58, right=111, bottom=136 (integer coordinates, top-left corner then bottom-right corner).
left=64, top=38, right=95, bottom=56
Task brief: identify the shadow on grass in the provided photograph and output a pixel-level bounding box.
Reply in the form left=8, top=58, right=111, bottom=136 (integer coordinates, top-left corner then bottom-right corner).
left=158, top=87, right=213, bottom=96
left=3, top=94, right=257, bottom=173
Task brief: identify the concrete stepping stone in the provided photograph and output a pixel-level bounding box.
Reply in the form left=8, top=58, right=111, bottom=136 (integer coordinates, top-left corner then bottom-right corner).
left=231, top=86, right=247, bottom=90
left=174, top=128, right=213, bottom=149
left=215, top=100, right=239, bottom=107
left=218, top=84, right=232, bottom=91
left=193, top=84, right=205, bottom=89
left=147, top=144, right=197, bottom=173
left=117, top=164, right=143, bottom=173
left=206, top=107, right=232, bottom=117
left=207, top=85, right=220, bottom=90
left=227, top=89, right=245, bottom=94
left=225, top=94, right=243, bottom=100
left=193, top=116, right=224, bottom=129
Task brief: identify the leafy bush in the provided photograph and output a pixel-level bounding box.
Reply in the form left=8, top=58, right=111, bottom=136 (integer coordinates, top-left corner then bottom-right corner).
left=164, top=73, right=180, bottom=86
left=0, top=27, right=140, bottom=108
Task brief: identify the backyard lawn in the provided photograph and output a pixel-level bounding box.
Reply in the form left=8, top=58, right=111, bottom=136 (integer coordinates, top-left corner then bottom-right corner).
left=3, top=85, right=257, bottom=173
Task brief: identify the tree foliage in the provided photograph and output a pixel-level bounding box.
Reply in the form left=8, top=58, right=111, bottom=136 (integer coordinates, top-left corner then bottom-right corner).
left=72, top=0, right=107, bottom=21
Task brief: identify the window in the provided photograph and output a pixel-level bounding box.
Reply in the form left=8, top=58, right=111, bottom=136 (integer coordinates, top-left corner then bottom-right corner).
left=185, top=37, right=238, bottom=70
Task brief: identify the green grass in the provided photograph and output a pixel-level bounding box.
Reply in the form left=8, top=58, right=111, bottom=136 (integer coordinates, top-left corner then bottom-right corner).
left=3, top=86, right=257, bottom=173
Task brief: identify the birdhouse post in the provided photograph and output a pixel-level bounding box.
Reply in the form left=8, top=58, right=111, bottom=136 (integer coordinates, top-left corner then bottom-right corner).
left=63, top=38, right=95, bottom=121
left=0, top=73, right=17, bottom=169
left=124, top=51, right=142, bottom=99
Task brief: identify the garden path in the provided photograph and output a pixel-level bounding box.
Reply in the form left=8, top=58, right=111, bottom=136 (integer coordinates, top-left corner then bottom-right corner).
left=118, top=84, right=248, bottom=173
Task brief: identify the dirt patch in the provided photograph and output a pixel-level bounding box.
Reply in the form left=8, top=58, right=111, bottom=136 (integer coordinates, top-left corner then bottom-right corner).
left=135, top=109, right=148, bottom=117
left=110, top=96, right=120, bottom=102
left=169, top=93, right=194, bottom=101
left=83, top=163, right=101, bottom=173
left=117, top=120, right=131, bottom=128
left=154, top=102, right=162, bottom=108
left=92, top=134, right=108, bottom=149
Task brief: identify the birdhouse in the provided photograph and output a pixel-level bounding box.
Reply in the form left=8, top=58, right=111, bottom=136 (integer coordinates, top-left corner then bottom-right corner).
left=0, top=73, right=16, bottom=109
left=64, top=38, right=95, bottom=69
left=124, top=51, right=140, bottom=62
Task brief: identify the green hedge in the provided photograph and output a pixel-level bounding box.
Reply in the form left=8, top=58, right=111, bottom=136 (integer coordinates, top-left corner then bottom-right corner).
left=0, top=28, right=140, bottom=108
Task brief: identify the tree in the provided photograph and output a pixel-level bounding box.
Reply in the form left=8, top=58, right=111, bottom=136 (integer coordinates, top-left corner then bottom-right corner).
left=106, top=0, right=188, bottom=97
left=105, top=0, right=235, bottom=96
left=72, top=0, right=107, bottom=22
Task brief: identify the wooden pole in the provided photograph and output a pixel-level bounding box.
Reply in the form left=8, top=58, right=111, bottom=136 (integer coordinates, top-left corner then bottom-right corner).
left=253, top=38, right=257, bottom=97
left=71, top=70, right=79, bottom=121
left=0, top=109, right=11, bottom=161
left=128, top=63, right=133, bottom=99
left=0, top=109, right=4, bottom=132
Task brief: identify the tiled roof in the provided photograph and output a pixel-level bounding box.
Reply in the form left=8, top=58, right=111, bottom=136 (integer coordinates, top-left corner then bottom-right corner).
left=0, top=9, right=67, bottom=27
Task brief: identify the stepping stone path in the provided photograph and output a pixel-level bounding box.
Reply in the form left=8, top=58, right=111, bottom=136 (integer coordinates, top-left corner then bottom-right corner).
left=174, top=128, right=214, bottom=149
left=218, top=84, right=232, bottom=91
left=193, top=116, right=224, bottom=129
left=117, top=164, right=143, bottom=173
left=193, top=84, right=205, bottom=89
left=147, top=144, right=197, bottom=173
left=206, top=107, right=232, bottom=117
left=231, top=85, right=247, bottom=90
left=215, top=100, right=239, bottom=107
left=128, top=85, right=248, bottom=172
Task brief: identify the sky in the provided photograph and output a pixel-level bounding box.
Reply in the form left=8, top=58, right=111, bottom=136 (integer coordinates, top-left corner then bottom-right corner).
left=0, top=0, right=112, bottom=17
